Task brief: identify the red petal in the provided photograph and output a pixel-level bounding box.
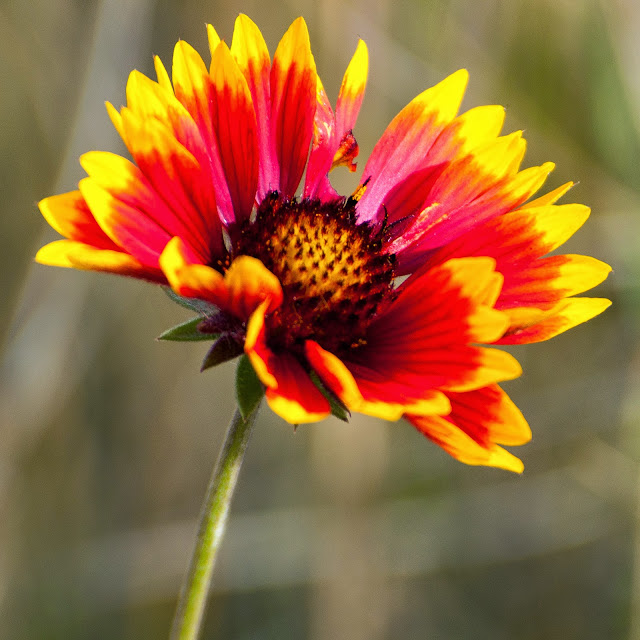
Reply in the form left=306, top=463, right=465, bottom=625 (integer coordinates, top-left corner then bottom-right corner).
left=246, top=302, right=330, bottom=423
left=407, top=385, right=529, bottom=472
left=38, top=191, right=119, bottom=250
left=357, top=69, right=468, bottom=223
left=78, top=177, right=171, bottom=266
left=230, top=14, right=276, bottom=201
left=270, top=17, right=317, bottom=197
left=209, top=42, right=259, bottom=225
left=497, top=298, right=611, bottom=344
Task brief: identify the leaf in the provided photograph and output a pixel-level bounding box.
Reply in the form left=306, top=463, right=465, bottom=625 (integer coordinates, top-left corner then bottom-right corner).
left=157, top=317, right=218, bottom=342
left=309, top=371, right=350, bottom=422
left=201, top=336, right=245, bottom=371
left=235, top=354, right=265, bottom=419
left=162, top=287, right=219, bottom=315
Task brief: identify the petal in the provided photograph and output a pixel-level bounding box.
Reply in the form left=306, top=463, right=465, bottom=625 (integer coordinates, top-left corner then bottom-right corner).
left=384, top=131, right=527, bottom=249
left=35, top=240, right=165, bottom=282
left=172, top=40, right=243, bottom=226
left=172, top=40, right=215, bottom=142
left=303, top=77, right=339, bottom=199
left=415, top=202, right=611, bottom=335
left=115, top=69, right=227, bottom=243
left=78, top=177, right=170, bottom=266
left=521, top=181, right=574, bottom=208
left=497, top=254, right=611, bottom=310
left=426, top=104, right=506, bottom=165
left=206, top=23, right=221, bottom=56
left=231, top=14, right=276, bottom=200
left=38, top=190, right=119, bottom=249
left=305, top=340, right=451, bottom=421
left=425, top=203, right=593, bottom=270
left=270, top=17, right=317, bottom=197
left=105, top=114, right=222, bottom=261
left=246, top=302, right=330, bottom=423
left=497, top=297, right=611, bottom=345
left=358, top=258, right=522, bottom=393
left=303, top=40, right=368, bottom=200
left=308, top=258, right=521, bottom=416
left=407, top=384, right=531, bottom=472
left=366, top=106, right=507, bottom=235
left=209, top=41, right=259, bottom=225
left=357, top=69, right=468, bottom=223
left=154, top=55, right=173, bottom=92
left=407, top=401, right=526, bottom=473
left=335, top=39, right=368, bottom=138
left=159, top=237, right=283, bottom=320
left=393, top=162, right=556, bottom=272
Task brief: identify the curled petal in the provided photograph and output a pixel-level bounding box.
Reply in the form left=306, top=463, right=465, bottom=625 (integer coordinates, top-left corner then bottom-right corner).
left=159, top=238, right=283, bottom=320
left=303, top=77, right=338, bottom=199
left=246, top=302, right=330, bottom=423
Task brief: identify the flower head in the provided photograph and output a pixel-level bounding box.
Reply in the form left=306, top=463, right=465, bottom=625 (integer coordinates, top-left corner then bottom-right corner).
left=36, top=15, right=611, bottom=472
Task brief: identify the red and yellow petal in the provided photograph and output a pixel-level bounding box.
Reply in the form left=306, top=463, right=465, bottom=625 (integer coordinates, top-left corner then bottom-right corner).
left=209, top=42, right=259, bottom=224
left=303, top=77, right=338, bottom=199
left=78, top=177, right=171, bottom=266
left=335, top=39, right=368, bottom=139
left=425, top=203, right=592, bottom=269
left=230, top=14, right=275, bottom=201
left=305, top=341, right=451, bottom=421
left=426, top=104, right=506, bottom=166
left=392, top=162, right=556, bottom=272
left=159, top=238, right=283, bottom=320
left=357, top=69, right=469, bottom=223
left=35, top=240, right=165, bottom=282
left=38, top=190, right=119, bottom=250
left=246, top=302, right=330, bottom=423
left=270, top=17, right=318, bottom=197
left=498, top=254, right=611, bottom=310
left=407, top=385, right=530, bottom=472
left=498, top=297, right=611, bottom=345
left=103, top=116, right=221, bottom=262
left=307, top=258, right=521, bottom=416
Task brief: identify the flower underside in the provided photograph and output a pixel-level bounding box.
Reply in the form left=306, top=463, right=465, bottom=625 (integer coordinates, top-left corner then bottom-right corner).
left=234, top=192, right=395, bottom=356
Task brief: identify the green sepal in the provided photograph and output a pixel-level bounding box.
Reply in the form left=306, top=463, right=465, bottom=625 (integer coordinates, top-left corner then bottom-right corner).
left=235, top=354, right=265, bottom=420
left=201, top=336, right=245, bottom=371
left=162, top=287, right=219, bottom=315
left=309, top=371, right=350, bottom=422
left=157, top=317, right=219, bottom=342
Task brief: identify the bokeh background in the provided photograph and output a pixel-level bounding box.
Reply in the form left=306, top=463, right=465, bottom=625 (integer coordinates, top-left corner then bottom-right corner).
left=0, top=0, right=637, bottom=638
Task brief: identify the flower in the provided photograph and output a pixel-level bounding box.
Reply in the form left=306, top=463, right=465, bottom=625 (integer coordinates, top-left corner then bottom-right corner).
left=36, top=15, right=611, bottom=472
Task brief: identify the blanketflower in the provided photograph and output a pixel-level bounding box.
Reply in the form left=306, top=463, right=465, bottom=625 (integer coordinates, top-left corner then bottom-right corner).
left=36, top=15, right=611, bottom=472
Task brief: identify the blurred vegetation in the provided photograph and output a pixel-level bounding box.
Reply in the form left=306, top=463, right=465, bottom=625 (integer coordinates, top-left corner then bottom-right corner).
left=0, top=0, right=637, bottom=638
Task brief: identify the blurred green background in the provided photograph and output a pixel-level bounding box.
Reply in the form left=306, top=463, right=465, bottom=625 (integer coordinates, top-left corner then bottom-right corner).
left=0, top=0, right=635, bottom=638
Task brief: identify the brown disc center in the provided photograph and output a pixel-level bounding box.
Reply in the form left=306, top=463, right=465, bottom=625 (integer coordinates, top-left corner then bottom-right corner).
left=234, top=193, right=395, bottom=356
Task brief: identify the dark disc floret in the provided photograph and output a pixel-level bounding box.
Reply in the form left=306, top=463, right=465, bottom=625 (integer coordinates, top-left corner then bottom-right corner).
left=234, top=192, right=396, bottom=357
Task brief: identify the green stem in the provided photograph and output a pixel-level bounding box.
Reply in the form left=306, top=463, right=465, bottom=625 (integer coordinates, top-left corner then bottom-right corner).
left=170, top=404, right=260, bottom=640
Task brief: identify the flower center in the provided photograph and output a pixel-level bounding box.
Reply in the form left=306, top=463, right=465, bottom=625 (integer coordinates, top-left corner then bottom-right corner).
left=235, top=193, right=396, bottom=356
